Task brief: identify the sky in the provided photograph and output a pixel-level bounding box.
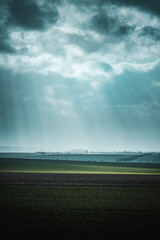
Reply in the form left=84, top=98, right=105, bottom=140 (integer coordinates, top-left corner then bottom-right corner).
left=0, top=0, right=160, bottom=152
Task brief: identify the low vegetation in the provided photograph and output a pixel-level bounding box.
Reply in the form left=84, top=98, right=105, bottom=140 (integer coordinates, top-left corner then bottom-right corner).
left=0, top=186, right=160, bottom=240
left=0, top=158, right=160, bottom=174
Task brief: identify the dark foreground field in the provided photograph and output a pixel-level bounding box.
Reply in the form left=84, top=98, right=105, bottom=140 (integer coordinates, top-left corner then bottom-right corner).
left=0, top=173, right=160, bottom=240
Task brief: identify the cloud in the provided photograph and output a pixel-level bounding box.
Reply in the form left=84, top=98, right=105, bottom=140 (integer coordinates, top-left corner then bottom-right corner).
left=0, top=1, right=14, bottom=53
left=111, top=0, right=160, bottom=16
left=0, top=27, right=15, bottom=53
left=0, top=0, right=60, bottom=53
left=91, top=12, right=117, bottom=34
left=113, top=60, right=160, bottom=75
left=0, top=0, right=159, bottom=85
left=70, top=0, right=160, bottom=17
left=140, top=26, right=160, bottom=41
left=7, top=0, right=59, bottom=30
left=7, top=0, right=45, bottom=30
left=91, top=10, right=133, bottom=37
left=67, top=33, right=102, bottom=53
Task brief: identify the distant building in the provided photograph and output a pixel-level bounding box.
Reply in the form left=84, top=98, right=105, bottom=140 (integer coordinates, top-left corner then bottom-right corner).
left=71, top=149, right=88, bottom=154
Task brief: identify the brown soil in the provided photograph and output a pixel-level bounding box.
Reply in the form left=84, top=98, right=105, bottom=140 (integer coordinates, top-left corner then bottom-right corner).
left=0, top=172, right=160, bottom=187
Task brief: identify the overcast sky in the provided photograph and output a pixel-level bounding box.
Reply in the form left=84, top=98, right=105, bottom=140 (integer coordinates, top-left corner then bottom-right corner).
left=0, top=0, right=160, bottom=152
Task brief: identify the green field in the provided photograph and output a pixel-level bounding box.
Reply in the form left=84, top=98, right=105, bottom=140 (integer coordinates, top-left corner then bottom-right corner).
left=0, top=186, right=160, bottom=240
left=0, top=158, right=160, bottom=174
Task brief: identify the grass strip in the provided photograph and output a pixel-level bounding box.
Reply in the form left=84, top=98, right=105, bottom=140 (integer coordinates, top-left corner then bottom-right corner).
left=0, top=159, right=160, bottom=175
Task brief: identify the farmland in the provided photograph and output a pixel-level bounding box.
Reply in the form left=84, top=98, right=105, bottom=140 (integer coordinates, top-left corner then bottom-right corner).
left=0, top=172, right=160, bottom=187
left=0, top=158, right=160, bottom=175
left=0, top=156, right=160, bottom=239
left=0, top=186, right=160, bottom=240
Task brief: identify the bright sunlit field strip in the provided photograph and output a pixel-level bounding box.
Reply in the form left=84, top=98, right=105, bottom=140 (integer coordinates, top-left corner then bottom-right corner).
left=0, top=159, right=160, bottom=175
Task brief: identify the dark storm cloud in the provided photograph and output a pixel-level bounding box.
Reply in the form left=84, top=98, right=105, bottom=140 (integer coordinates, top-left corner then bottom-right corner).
left=111, top=0, right=160, bottom=16
left=0, top=0, right=60, bottom=53
left=0, top=27, right=15, bottom=53
left=140, top=26, right=160, bottom=41
left=7, top=0, right=45, bottom=30
left=91, top=13, right=116, bottom=34
left=70, top=1, right=134, bottom=40
left=0, top=1, right=14, bottom=53
left=115, top=25, right=133, bottom=37
left=7, top=0, right=59, bottom=30
left=91, top=12, right=133, bottom=37
left=70, top=0, right=160, bottom=16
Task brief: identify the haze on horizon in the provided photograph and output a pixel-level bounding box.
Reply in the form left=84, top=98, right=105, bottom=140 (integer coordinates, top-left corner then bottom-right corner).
left=0, top=0, right=160, bottom=152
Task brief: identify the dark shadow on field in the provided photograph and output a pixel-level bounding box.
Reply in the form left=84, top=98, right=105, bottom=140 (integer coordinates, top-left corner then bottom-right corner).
left=0, top=186, right=160, bottom=240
